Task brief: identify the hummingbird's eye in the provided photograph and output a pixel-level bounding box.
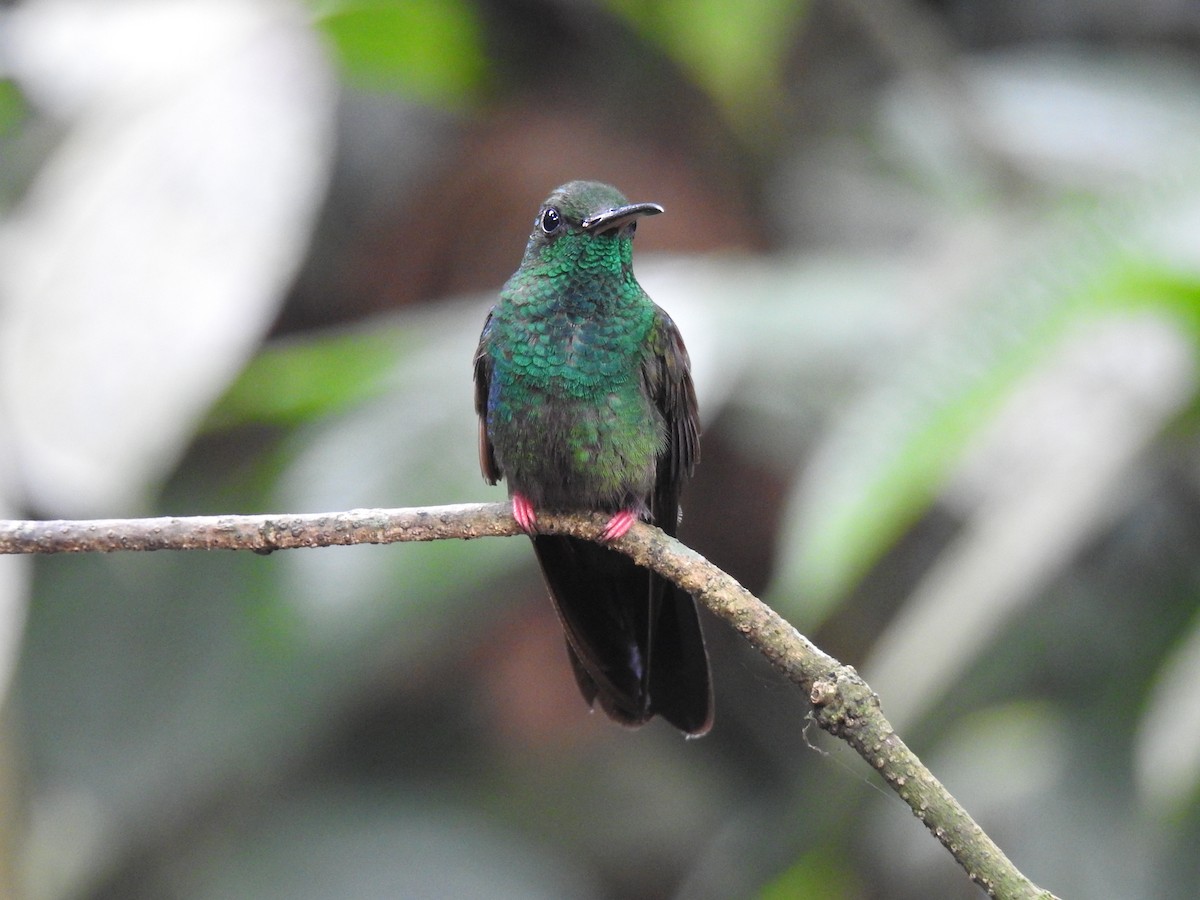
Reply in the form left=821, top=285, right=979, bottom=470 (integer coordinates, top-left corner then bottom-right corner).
left=540, top=207, right=562, bottom=234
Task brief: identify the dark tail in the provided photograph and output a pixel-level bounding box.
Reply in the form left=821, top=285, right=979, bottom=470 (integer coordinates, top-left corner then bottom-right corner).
left=531, top=535, right=712, bottom=735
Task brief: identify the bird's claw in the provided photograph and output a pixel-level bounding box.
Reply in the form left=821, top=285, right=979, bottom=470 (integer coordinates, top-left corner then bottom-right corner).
left=512, top=493, right=538, bottom=534
left=600, top=509, right=638, bottom=542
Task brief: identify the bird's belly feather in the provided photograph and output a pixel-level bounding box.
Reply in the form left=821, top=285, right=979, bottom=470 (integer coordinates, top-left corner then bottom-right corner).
left=487, top=345, right=663, bottom=511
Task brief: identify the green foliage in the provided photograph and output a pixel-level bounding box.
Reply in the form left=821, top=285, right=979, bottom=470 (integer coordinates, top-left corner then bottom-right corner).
left=759, top=846, right=860, bottom=899
left=603, top=0, right=806, bottom=131
left=315, top=0, right=487, bottom=104
left=0, top=81, right=25, bottom=138
left=205, top=328, right=405, bottom=429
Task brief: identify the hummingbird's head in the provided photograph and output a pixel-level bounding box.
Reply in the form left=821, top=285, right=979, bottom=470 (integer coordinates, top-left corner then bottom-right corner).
left=522, top=181, right=663, bottom=266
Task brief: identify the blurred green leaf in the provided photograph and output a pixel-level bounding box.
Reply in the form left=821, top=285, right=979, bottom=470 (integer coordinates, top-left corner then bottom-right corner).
left=0, top=81, right=25, bottom=138
left=604, top=0, right=805, bottom=130
left=316, top=0, right=486, bottom=104
left=1103, top=259, right=1200, bottom=341
left=759, top=845, right=859, bottom=899
left=206, top=328, right=406, bottom=429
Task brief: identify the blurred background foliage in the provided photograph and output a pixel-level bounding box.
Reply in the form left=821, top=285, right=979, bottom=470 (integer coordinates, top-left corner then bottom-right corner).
left=2, top=0, right=1200, bottom=897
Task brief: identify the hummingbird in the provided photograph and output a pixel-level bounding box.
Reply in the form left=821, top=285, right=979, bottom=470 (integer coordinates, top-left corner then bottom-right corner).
left=473, top=180, right=712, bottom=735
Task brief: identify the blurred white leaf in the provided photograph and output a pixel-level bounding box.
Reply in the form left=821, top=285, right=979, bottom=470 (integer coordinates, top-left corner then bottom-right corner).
left=966, top=51, right=1200, bottom=184
left=0, top=541, right=29, bottom=712
left=882, top=49, right=1200, bottom=191
left=0, top=0, right=335, bottom=515
left=0, top=399, right=28, bottom=789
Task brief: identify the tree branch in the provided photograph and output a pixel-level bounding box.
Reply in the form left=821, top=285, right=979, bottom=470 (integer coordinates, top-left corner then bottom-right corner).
left=0, top=503, right=1059, bottom=900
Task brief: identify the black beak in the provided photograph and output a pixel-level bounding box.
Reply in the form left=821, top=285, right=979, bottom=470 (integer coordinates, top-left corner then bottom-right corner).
left=581, top=202, right=664, bottom=234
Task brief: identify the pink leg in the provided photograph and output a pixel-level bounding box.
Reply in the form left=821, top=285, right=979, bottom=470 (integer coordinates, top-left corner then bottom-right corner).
left=511, top=493, right=538, bottom=534
left=600, top=509, right=639, bottom=542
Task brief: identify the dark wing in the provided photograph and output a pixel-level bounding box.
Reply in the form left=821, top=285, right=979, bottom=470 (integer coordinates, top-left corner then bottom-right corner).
left=473, top=310, right=501, bottom=485
left=643, top=306, right=700, bottom=535
left=640, top=307, right=712, bottom=734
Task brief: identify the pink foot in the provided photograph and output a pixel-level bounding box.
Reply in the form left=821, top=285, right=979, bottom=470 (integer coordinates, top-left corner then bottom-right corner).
left=600, top=509, right=639, bottom=542
left=512, top=493, right=538, bottom=534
